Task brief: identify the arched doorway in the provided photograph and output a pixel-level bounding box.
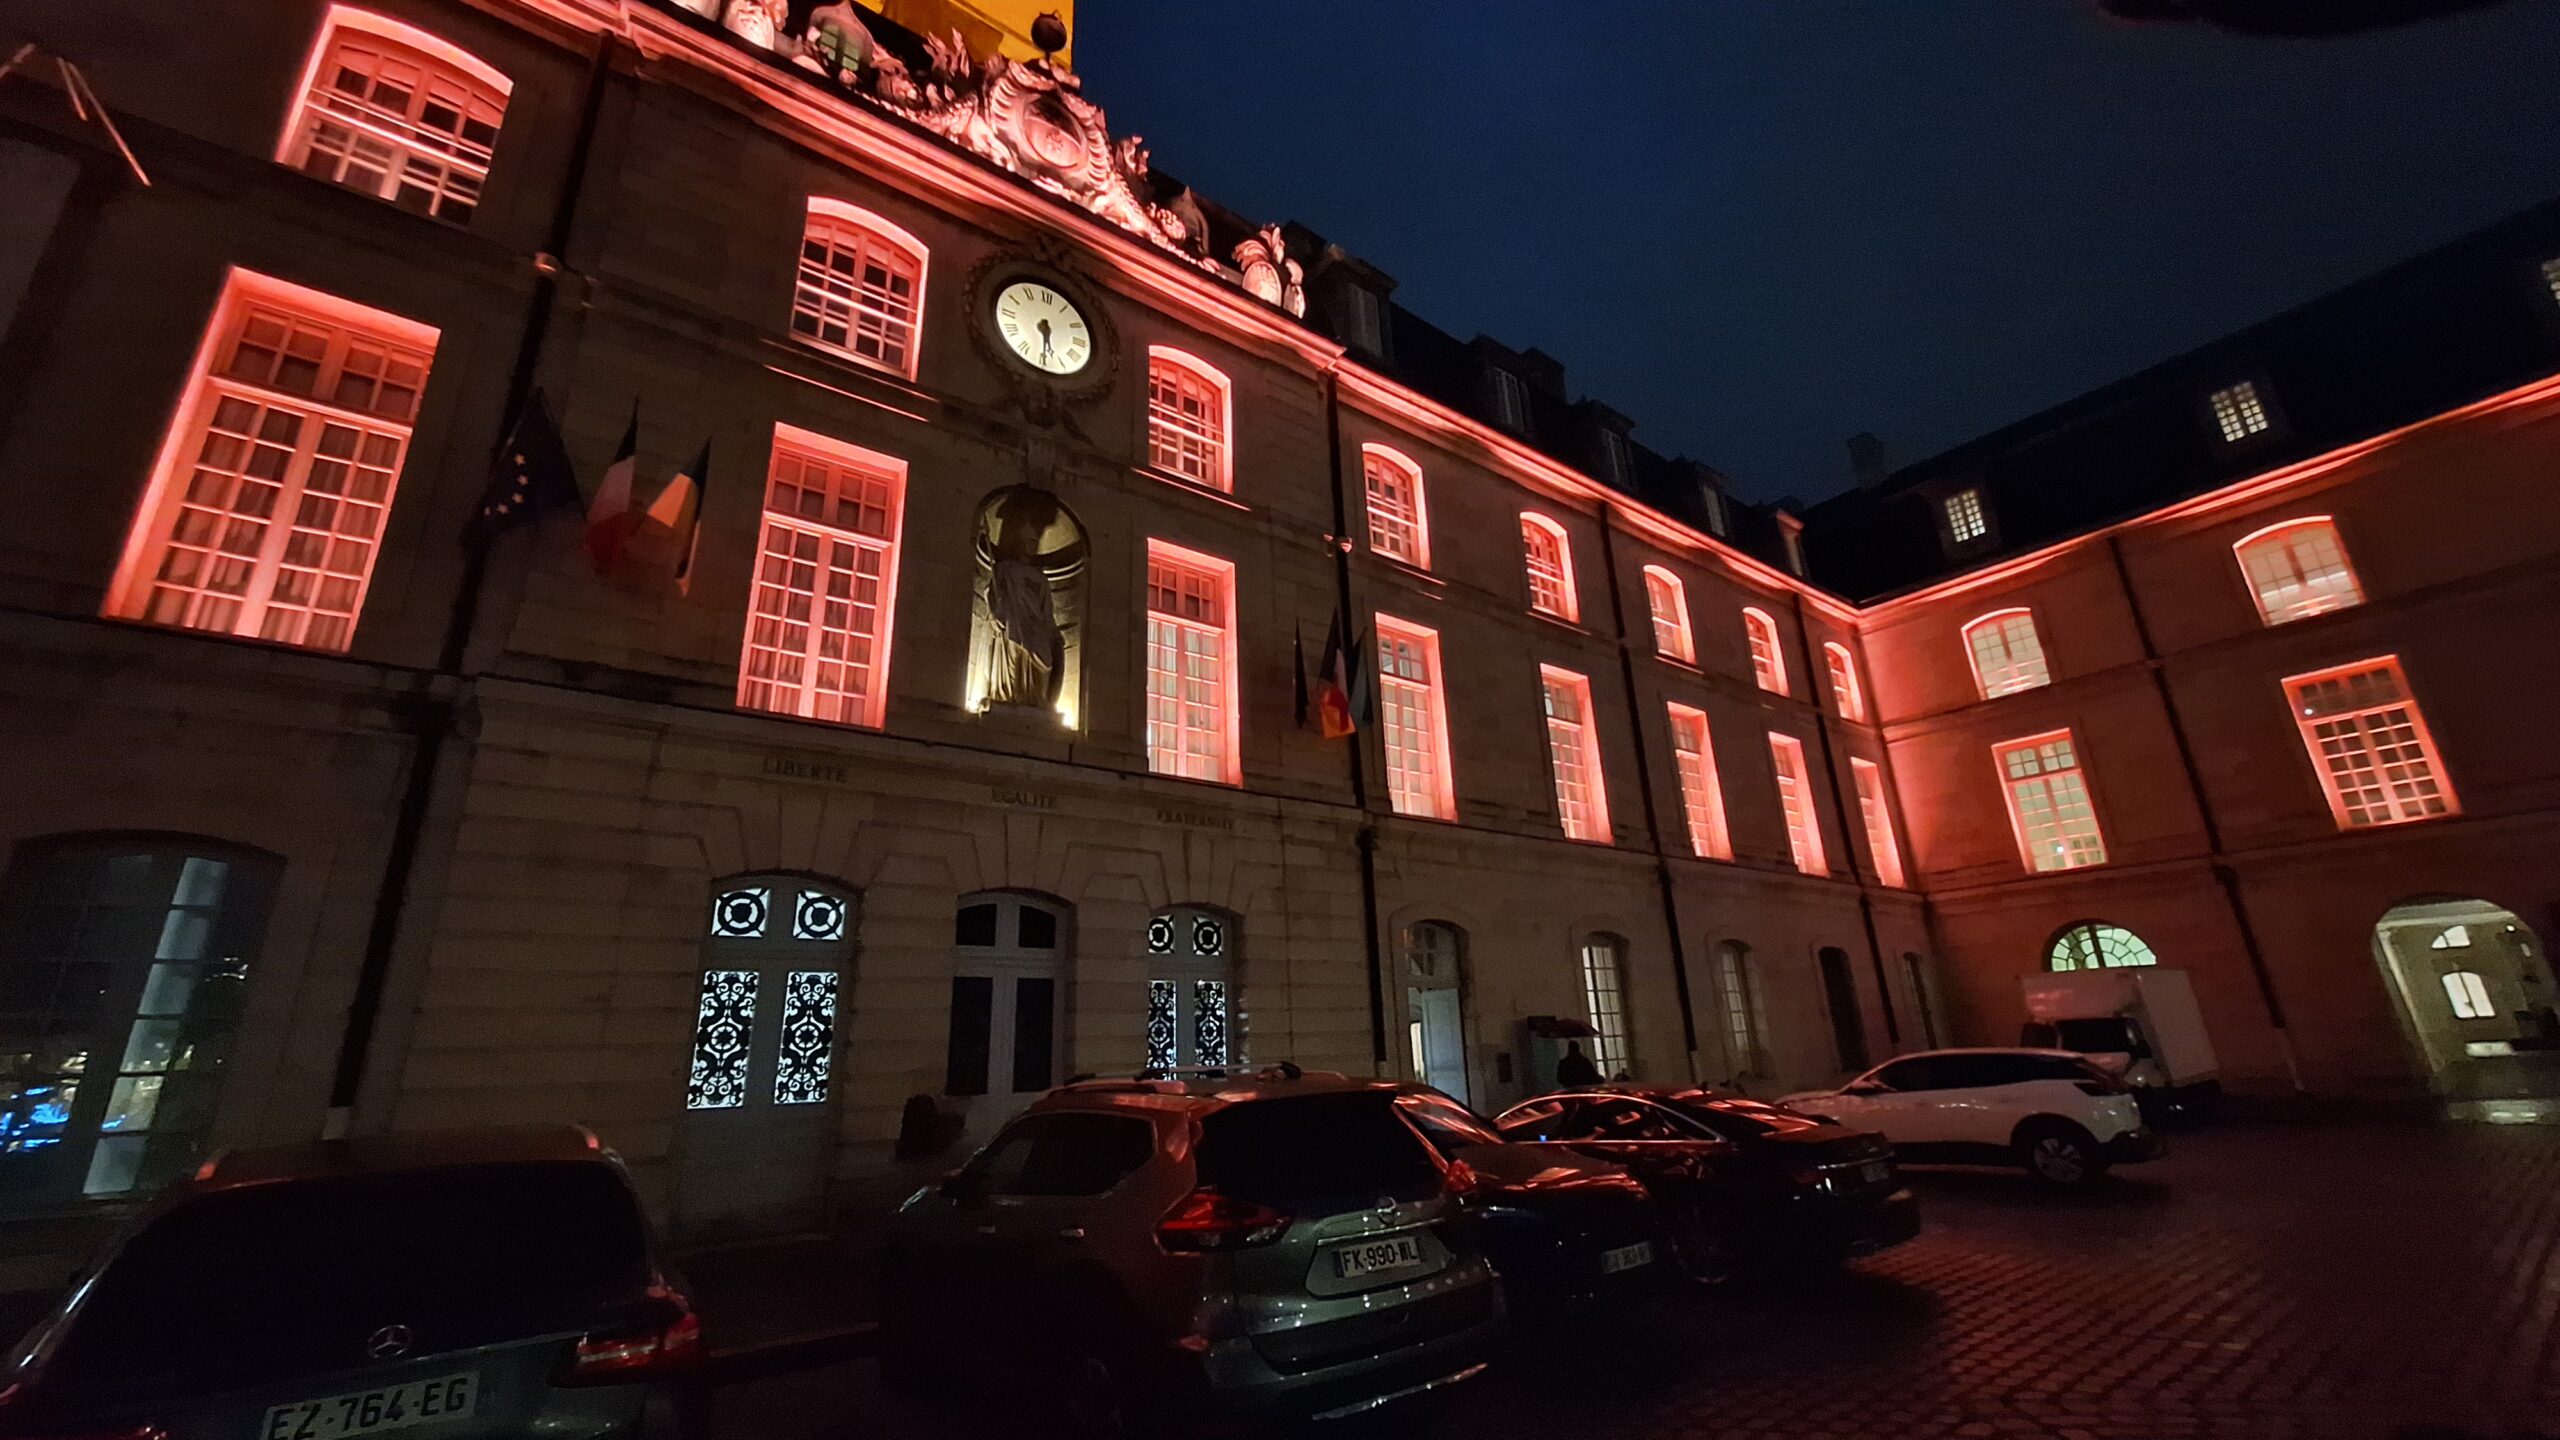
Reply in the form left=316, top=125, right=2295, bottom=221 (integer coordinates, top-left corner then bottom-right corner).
left=1146, top=906, right=1235, bottom=1070
left=2372, top=898, right=2560, bottom=1099
left=1398, top=921, right=1469, bottom=1104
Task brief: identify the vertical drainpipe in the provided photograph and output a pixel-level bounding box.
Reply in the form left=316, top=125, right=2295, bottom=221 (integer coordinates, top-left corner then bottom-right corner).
left=2103, top=535, right=2305, bottom=1091
left=325, top=33, right=622, bottom=1135
left=1320, top=370, right=1390, bottom=1067
left=1787, top=591, right=1902, bottom=1050
left=1595, top=507, right=1703, bottom=1077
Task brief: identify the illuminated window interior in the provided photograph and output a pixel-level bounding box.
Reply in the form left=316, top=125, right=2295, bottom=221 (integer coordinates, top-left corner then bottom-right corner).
left=1963, top=609, right=2051, bottom=698
left=2235, top=517, right=2365, bottom=626
left=1643, top=566, right=1695, bottom=663
left=1667, top=704, right=1730, bottom=860
left=1521, top=513, right=1578, bottom=622
left=1943, top=487, right=1989, bottom=544
left=2442, top=969, right=2495, bottom=1020
left=1825, top=641, right=1865, bottom=720
left=792, top=198, right=926, bottom=378
left=2210, top=381, right=2271, bottom=442
left=280, top=9, right=511, bottom=224
left=1376, top=616, right=1455, bottom=820
left=1767, top=733, right=1826, bottom=876
left=1579, top=935, right=1630, bottom=1078
left=1998, top=731, right=2107, bottom=872
left=1362, top=445, right=1429, bottom=568
left=1541, top=667, right=1611, bottom=843
left=2284, top=656, right=2455, bottom=830
left=1145, top=543, right=1239, bottom=785
left=737, top=427, right=906, bottom=730
left=1852, top=758, right=1905, bottom=888
left=107, top=270, right=436, bottom=654
left=2048, top=922, right=2156, bottom=972
left=1743, top=607, right=1787, bottom=694
left=1146, top=348, right=1230, bottom=491
left=2432, top=925, right=2473, bottom=950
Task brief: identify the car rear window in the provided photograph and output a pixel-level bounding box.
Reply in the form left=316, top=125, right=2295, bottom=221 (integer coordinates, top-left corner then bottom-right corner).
left=1198, top=1091, right=1443, bottom=1211
left=44, top=1161, right=651, bottom=1406
left=976, top=1112, right=1157, bottom=1197
left=1663, top=1096, right=1790, bottom=1139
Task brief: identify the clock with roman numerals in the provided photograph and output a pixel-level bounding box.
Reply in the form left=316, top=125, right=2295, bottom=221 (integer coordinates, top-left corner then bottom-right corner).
left=994, top=281, right=1091, bottom=375
left=965, top=253, right=1119, bottom=418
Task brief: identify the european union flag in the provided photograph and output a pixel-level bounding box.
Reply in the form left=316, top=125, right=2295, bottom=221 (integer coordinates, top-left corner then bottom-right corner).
left=469, top=388, right=582, bottom=541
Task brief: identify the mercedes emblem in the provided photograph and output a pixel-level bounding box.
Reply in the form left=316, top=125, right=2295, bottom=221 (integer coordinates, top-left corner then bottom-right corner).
left=365, top=1324, right=413, bottom=1360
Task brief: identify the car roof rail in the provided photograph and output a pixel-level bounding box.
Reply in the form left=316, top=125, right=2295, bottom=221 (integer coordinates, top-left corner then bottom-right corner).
left=1060, top=1061, right=1326, bottom=1089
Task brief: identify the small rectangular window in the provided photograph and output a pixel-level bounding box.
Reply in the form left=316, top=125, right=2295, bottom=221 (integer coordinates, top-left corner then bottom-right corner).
left=1768, top=734, right=1827, bottom=876
left=1852, top=758, right=1905, bottom=889
left=1376, top=616, right=1455, bottom=820
left=1997, top=730, right=2107, bottom=872
left=1943, top=488, right=1989, bottom=544
left=1145, top=543, right=1239, bottom=785
left=2210, top=381, right=2271, bottom=442
left=737, top=428, right=906, bottom=730
left=2283, top=657, right=2456, bottom=830
left=1541, top=667, right=1612, bottom=843
left=1668, top=704, right=1730, bottom=860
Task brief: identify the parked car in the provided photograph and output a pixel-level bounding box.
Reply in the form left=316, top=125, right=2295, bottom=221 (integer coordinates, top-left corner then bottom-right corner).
left=1492, top=1086, right=1918, bottom=1279
left=880, top=1065, right=1505, bottom=1434
left=1783, top=1047, right=2162, bottom=1187
left=0, top=1125, right=700, bottom=1440
left=1386, top=1085, right=1672, bottom=1314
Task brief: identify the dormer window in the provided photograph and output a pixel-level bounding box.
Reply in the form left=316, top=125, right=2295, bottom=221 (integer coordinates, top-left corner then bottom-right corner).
left=1600, top=429, right=1633, bottom=485
left=2541, top=257, right=2560, bottom=307
left=2210, top=381, right=2271, bottom=443
left=1343, top=285, right=1384, bottom=354
left=1490, top=367, right=1529, bottom=433
left=1700, top=487, right=1729, bottom=538
left=1943, top=487, right=1990, bottom=545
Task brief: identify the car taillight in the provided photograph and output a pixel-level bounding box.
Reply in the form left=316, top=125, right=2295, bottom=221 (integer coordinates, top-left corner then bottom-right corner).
left=561, top=1288, right=704, bottom=1386
left=1440, top=1159, right=1485, bottom=1198
left=1156, top=1187, right=1291, bottom=1251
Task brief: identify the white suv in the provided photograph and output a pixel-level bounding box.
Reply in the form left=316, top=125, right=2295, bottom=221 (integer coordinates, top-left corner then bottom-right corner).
left=1781, top=1048, right=2161, bottom=1187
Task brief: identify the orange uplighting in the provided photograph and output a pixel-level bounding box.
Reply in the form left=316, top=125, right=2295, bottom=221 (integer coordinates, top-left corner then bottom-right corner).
left=2280, top=655, right=2457, bottom=831
left=1743, top=607, right=1787, bottom=695
left=1539, top=665, right=1612, bottom=843
left=1376, top=614, right=1456, bottom=821
left=1521, top=512, right=1579, bottom=623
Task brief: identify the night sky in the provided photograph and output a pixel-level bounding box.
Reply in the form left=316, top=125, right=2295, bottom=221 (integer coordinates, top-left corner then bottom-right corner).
left=1076, top=1, right=2560, bottom=502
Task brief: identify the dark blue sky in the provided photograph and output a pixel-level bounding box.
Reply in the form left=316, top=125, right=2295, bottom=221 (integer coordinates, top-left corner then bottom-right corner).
left=1077, top=1, right=2560, bottom=502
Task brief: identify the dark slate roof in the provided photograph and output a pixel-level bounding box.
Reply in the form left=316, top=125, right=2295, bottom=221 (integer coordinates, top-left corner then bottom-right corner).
left=1803, top=193, right=2560, bottom=602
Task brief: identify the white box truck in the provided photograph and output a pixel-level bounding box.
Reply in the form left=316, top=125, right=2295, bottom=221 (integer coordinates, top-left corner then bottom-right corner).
left=2021, top=969, right=2221, bottom=1119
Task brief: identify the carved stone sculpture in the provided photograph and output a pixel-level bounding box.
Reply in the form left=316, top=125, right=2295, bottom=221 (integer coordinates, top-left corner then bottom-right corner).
left=1233, top=224, right=1306, bottom=318
left=968, top=487, right=1088, bottom=718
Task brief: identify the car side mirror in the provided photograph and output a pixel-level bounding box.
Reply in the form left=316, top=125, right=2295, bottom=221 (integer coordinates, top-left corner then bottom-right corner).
left=1844, top=1080, right=1888, bottom=1096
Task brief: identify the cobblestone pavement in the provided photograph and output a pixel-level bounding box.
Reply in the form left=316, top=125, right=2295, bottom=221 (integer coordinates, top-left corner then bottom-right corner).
left=715, top=1119, right=2560, bottom=1440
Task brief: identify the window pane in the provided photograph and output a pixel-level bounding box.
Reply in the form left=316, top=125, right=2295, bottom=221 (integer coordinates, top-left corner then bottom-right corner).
left=684, top=970, right=757, bottom=1110
left=1011, top=977, right=1055, bottom=1093
left=735, top=436, right=902, bottom=729
left=944, top=976, right=993, bottom=1097
left=772, top=970, right=838, bottom=1106
left=1147, top=354, right=1228, bottom=490
left=285, top=24, right=508, bottom=223
left=791, top=207, right=924, bottom=374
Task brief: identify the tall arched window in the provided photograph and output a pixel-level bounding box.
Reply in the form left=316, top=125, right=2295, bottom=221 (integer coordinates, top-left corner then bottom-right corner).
left=1520, top=513, right=1578, bottom=621
left=1362, top=445, right=1430, bottom=568
left=1145, top=348, right=1231, bottom=491
left=1742, top=607, right=1786, bottom=694
left=947, top=893, right=1068, bottom=1097
left=1824, top=642, right=1865, bottom=720
left=1578, top=934, right=1631, bottom=1078
left=1147, top=906, right=1236, bottom=1070
left=2046, top=921, right=2157, bottom=972
left=2235, top=517, right=2364, bottom=626
left=1642, top=566, right=1695, bottom=663
left=1714, top=941, right=1766, bottom=1080
left=0, top=839, right=279, bottom=1206
left=1963, top=609, right=2051, bottom=698
left=280, top=8, right=512, bottom=224
left=736, top=425, right=907, bottom=730
left=791, top=198, right=928, bottom=378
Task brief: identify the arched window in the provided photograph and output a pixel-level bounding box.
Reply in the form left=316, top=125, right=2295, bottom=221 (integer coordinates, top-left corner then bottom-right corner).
left=691, top=877, right=854, bottom=1110
left=2442, top=970, right=2495, bottom=1020
left=1824, top=641, right=1865, bottom=720
left=1144, top=542, right=1240, bottom=786
left=736, top=425, right=907, bottom=730
left=1742, top=607, right=1786, bottom=694
left=1362, top=445, right=1430, bottom=568
left=1642, top=566, right=1694, bottom=663
left=791, top=198, right=928, bottom=377
left=1540, top=666, right=1612, bottom=843
left=1520, top=513, right=1578, bottom=621
left=2047, top=922, right=2157, bottom=972
left=1714, top=941, right=1766, bottom=1079
left=948, top=893, right=1068, bottom=1097
left=1147, top=907, right=1236, bottom=1070
left=280, top=8, right=512, bottom=224
left=1145, top=348, right=1231, bottom=491
left=2431, top=925, right=2473, bottom=950
left=1962, top=608, right=2050, bottom=698
left=2235, top=517, right=2364, bottom=627
left=1578, top=934, right=1631, bottom=1079
left=1376, top=615, right=1455, bottom=820
left=0, top=838, right=279, bottom=1205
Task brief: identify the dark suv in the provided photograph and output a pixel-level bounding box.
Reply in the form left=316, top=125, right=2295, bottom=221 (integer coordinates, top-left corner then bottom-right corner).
left=0, top=1125, right=699, bottom=1440
left=881, top=1066, right=1505, bottom=1430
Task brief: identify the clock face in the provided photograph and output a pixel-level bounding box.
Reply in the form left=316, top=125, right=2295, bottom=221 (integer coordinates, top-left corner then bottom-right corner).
left=994, top=281, right=1092, bottom=375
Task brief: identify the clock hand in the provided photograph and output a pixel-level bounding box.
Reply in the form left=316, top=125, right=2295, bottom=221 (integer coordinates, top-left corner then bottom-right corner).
left=1037, top=317, right=1054, bottom=359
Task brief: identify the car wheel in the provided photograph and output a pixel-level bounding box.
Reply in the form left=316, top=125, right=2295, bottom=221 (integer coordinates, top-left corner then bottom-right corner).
left=1666, top=1203, right=1739, bottom=1284
left=2017, top=1120, right=2107, bottom=1188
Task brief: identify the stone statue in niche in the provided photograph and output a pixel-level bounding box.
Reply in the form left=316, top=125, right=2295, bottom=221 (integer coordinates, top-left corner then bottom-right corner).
left=968, top=487, right=1088, bottom=720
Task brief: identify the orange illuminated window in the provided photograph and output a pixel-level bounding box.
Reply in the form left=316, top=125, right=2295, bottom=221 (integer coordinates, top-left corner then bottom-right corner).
left=791, top=198, right=927, bottom=378
left=1521, top=513, right=1577, bottom=621
left=1541, top=667, right=1611, bottom=843
left=1743, top=607, right=1786, bottom=694
left=1667, top=704, right=1730, bottom=860
left=1146, top=543, right=1239, bottom=786
left=1362, top=445, right=1430, bottom=568
left=1146, top=348, right=1230, bottom=491
left=1643, top=566, right=1694, bottom=663
left=1376, top=616, right=1455, bottom=820
left=1963, top=608, right=2049, bottom=698
left=2235, top=517, right=2364, bottom=626
left=2283, top=657, right=2455, bottom=830
left=106, top=270, right=437, bottom=654
left=737, top=427, right=906, bottom=729
left=279, top=9, right=511, bottom=224
left=1824, top=641, right=1865, bottom=720
left=1997, top=731, right=2107, bottom=872
left=1767, top=734, right=1826, bottom=876
left=1851, top=758, right=1905, bottom=889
